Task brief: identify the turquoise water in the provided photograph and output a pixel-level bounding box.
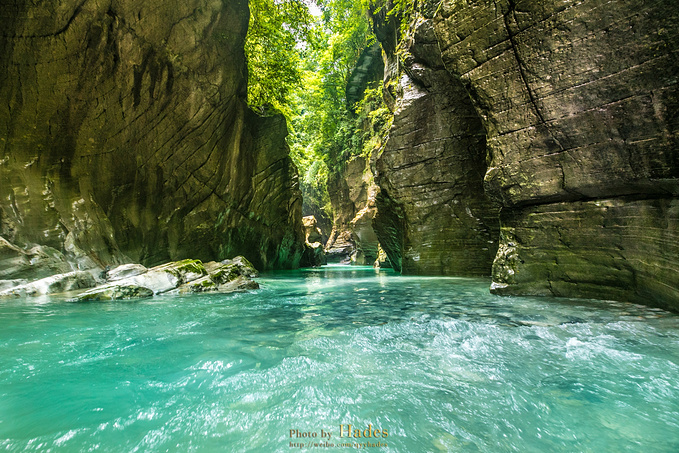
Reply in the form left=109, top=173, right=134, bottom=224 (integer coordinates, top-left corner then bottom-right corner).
left=1, top=266, right=678, bottom=452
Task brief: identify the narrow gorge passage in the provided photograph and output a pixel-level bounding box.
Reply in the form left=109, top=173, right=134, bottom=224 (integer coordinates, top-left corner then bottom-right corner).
left=1, top=0, right=678, bottom=451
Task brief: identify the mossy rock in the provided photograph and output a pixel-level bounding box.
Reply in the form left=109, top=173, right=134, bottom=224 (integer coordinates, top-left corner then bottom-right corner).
left=75, top=285, right=154, bottom=301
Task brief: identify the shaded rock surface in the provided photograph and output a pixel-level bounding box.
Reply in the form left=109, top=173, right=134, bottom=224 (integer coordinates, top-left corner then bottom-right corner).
left=431, top=0, right=679, bottom=308
left=0, top=236, right=74, bottom=280
left=491, top=198, right=679, bottom=312
left=300, top=216, right=327, bottom=267
left=0, top=0, right=305, bottom=276
left=326, top=156, right=382, bottom=265
left=371, top=3, right=500, bottom=276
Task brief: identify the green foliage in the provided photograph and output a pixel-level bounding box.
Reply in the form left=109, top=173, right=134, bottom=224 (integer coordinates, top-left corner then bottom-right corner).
left=245, top=0, right=315, bottom=115
left=245, top=0, right=392, bottom=227
left=354, top=84, right=392, bottom=159
left=369, top=0, right=415, bottom=40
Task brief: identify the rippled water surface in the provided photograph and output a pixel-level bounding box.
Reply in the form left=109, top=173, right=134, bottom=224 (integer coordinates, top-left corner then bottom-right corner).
left=1, top=266, right=678, bottom=452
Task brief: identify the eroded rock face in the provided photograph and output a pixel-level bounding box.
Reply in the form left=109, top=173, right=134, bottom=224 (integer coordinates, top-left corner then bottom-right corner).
left=326, top=156, right=381, bottom=265
left=432, top=0, right=679, bottom=308
left=0, top=0, right=304, bottom=273
left=301, top=215, right=326, bottom=267
left=372, top=5, right=500, bottom=275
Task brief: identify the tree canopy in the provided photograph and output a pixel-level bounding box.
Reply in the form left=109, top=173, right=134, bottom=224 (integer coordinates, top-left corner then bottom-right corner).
left=245, top=0, right=390, bottom=229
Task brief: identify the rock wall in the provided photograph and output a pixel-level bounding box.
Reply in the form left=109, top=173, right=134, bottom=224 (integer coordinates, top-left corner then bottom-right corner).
left=325, top=155, right=381, bottom=265
left=325, top=43, right=386, bottom=266
left=371, top=3, right=500, bottom=275
left=433, top=0, right=678, bottom=310
left=0, top=0, right=305, bottom=274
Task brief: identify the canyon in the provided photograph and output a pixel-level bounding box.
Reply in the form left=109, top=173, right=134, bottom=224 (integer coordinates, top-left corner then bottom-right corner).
left=0, top=0, right=677, bottom=311
left=0, top=0, right=305, bottom=280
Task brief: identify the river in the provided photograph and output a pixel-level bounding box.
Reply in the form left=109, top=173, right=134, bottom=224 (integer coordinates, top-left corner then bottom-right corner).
left=1, top=266, right=678, bottom=452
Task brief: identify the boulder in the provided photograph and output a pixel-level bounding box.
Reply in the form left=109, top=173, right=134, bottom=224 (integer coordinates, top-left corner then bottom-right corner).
left=74, top=256, right=258, bottom=300
left=76, top=285, right=154, bottom=302
left=302, top=216, right=324, bottom=244
left=215, top=256, right=259, bottom=279
left=301, top=242, right=327, bottom=268
left=106, top=264, right=148, bottom=282
left=0, top=271, right=97, bottom=297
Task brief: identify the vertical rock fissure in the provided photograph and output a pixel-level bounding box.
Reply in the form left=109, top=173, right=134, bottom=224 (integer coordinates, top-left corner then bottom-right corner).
left=503, top=0, right=565, bottom=152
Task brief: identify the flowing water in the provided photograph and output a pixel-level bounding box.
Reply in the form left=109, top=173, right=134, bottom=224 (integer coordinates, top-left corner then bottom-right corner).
left=1, top=266, right=678, bottom=452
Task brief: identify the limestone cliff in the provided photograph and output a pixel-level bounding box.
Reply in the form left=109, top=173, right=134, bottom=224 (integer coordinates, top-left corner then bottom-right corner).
left=0, top=0, right=305, bottom=275
left=434, top=0, right=678, bottom=310
left=371, top=2, right=500, bottom=276
left=324, top=44, right=386, bottom=266
left=372, top=0, right=678, bottom=309
left=325, top=155, right=381, bottom=265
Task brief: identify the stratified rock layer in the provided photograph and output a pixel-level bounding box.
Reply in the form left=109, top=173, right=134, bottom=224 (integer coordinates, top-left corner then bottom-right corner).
left=372, top=5, right=500, bottom=275
left=0, top=0, right=304, bottom=273
left=431, top=0, right=678, bottom=307
left=326, top=156, right=381, bottom=265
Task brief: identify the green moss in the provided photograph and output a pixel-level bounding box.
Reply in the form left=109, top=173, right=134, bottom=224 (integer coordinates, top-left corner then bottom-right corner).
left=160, top=259, right=208, bottom=279
left=199, top=278, right=216, bottom=288
left=175, top=259, right=207, bottom=275
left=209, top=266, right=239, bottom=284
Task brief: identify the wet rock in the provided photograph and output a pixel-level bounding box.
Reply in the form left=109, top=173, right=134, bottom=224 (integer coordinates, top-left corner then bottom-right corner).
left=216, top=256, right=259, bottom=279
left=76, top=285, right=154, bottom=301
left=0, top=271, right=97, bottom=297
left=175, top=275, right=259, bottom=294
left=106, top=264, right=149, bottom=282
left=175, top=257, right=260, bottom=293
